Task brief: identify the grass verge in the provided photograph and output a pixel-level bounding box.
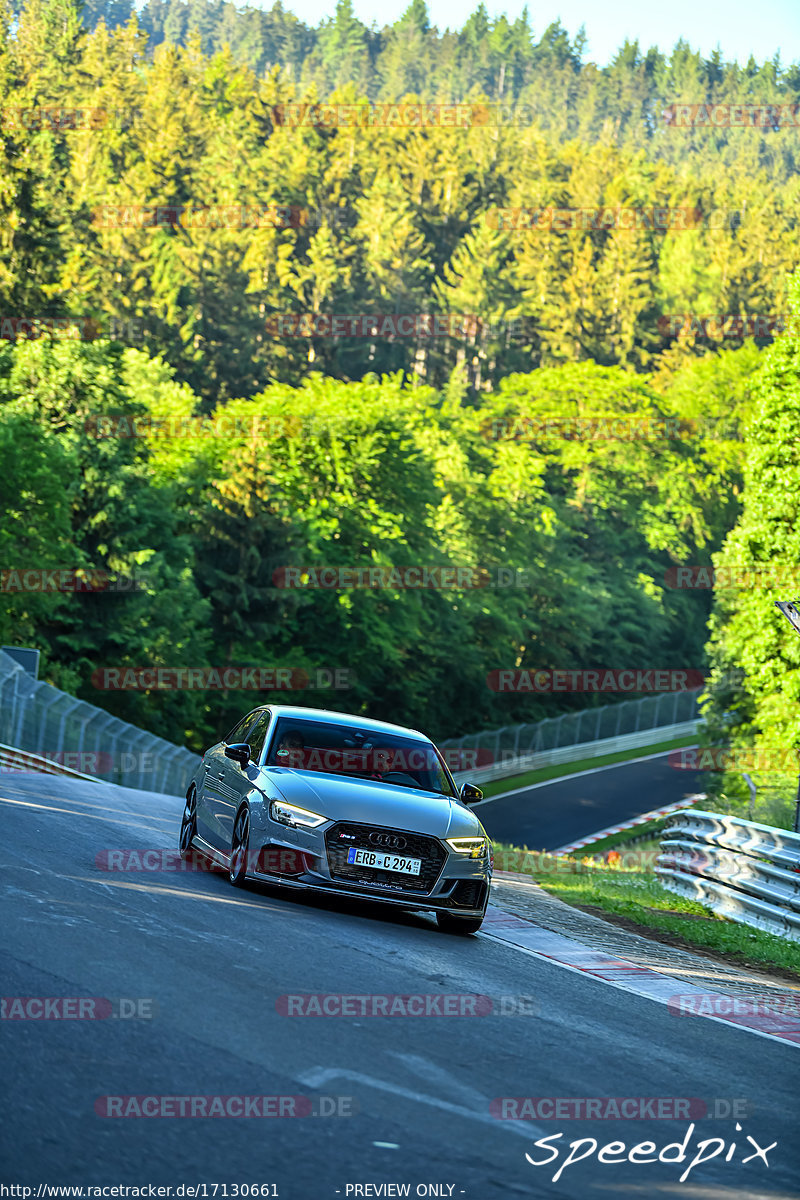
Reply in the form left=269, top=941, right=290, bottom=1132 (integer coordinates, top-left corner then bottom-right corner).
left=493, top=839, right=800, bottom=981
left=479, top=733, right=699, bottom=799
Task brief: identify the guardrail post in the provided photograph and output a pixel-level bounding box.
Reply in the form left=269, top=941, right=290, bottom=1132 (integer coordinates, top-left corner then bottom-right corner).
left=653, top=692, right=665, bottom=729
left=742, top=772, right=757, bottom=821
left=25, top=688, right=59, bottom=754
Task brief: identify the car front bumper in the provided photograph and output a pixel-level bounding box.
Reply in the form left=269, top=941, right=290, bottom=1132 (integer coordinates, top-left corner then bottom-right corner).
left=247, top=815, right=491, bottom=917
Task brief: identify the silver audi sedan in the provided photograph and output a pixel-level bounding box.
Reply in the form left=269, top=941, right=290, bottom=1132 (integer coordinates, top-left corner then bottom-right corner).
left=180, top=705, right=492, bottom=932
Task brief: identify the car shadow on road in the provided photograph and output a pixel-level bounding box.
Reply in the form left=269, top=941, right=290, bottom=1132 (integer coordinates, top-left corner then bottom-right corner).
left=234, top=872, right=448, bottom=935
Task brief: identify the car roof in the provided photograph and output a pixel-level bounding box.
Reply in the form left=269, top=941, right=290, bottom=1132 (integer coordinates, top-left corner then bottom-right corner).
left=258, top=704, right=429, bottom=741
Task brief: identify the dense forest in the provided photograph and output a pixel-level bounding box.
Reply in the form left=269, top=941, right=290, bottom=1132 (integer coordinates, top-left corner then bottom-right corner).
left=1, top=0, right=799, bottom=822
left=0, top=0, right=798, bottom=403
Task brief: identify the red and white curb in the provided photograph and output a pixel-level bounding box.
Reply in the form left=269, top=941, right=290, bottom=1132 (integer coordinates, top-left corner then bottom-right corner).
left=550, top=795, right=705, bottom=856
left=481, top=906, right=800, bottom=1047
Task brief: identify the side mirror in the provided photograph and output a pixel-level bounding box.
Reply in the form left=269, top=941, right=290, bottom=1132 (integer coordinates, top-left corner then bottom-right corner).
left=225, top=742, right=251, bottom=768
left=460, top=782, right=484, bottom=806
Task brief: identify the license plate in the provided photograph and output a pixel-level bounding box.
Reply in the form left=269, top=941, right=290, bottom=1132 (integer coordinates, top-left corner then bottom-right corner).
left=347, top=847, right=421, bottom=875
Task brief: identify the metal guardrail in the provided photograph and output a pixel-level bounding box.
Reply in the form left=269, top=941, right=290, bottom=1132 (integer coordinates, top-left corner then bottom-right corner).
left=450, top=719, right=701, bottom=786
left=443, top=689, right=702, bottom=785
left=656, top=809, right=800, bottom=941
left=0, top=649, right=199, bottom=796
left=0, top=743, right=109, bottom=785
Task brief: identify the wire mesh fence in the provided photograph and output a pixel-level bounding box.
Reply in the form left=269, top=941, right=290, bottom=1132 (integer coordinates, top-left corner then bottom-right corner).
left=0, top=648, right=199, bottom=796
left=439, top=689, right=702, bottom=769
left=1, top=645, right=702, bottom=797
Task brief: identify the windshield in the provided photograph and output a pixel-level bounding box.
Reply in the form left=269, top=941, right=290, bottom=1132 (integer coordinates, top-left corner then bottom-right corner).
left=264, top=717, right=457, bottom=797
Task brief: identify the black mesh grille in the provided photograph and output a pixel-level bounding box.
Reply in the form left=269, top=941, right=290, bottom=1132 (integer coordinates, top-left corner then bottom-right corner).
left=448, top=880, right=487, bottom=909
left=325, top=822, right=447, bottom=894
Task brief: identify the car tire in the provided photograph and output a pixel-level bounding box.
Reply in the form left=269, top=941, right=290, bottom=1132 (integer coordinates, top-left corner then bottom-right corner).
left=179, top=787, right=197, bottom=860
left=229, top=805, right=251, bottom=888
left=435, top=910, right=485, bottom=935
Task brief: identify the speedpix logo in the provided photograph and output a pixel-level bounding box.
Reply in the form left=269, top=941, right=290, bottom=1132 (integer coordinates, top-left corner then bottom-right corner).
left=522, top=1121, right=776, bottom=1184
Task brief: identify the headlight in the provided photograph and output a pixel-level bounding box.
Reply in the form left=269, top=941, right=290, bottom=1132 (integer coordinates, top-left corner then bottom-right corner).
left=446, top=836, right=488, bottom=859
left=270, top=800, right=326, bottom=829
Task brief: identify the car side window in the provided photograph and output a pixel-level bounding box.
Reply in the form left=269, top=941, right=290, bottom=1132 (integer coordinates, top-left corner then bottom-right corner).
left=246, top=711, right=271, bottom=763
left=225, top=710, right=261, bottom=744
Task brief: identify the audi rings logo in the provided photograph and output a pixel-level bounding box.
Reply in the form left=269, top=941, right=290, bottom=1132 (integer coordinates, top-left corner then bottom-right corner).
left=368, top=832, right=407, bottom=850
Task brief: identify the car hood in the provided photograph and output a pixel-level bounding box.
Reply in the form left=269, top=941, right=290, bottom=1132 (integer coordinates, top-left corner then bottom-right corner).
left=262, top=768, right=484, bottom=839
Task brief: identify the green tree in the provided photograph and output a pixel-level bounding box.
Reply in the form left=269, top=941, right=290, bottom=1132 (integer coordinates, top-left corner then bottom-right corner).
left=702, top=271, right=800, bottom=827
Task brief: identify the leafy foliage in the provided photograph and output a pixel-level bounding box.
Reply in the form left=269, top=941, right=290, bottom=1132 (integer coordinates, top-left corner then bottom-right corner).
left=2, top=0, right=798, bottom=796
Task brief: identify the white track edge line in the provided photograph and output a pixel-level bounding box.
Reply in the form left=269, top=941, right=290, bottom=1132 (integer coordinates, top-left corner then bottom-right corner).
left=478, top=928, right=799, bottom=1049
left=472, top=746, right=700, bottom=806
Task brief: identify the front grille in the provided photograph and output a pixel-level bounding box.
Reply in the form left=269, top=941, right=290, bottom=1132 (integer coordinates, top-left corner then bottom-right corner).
left=325, top=822, right=447, bottom=894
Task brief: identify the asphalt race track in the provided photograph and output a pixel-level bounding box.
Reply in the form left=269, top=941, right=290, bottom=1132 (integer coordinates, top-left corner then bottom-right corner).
left=477, top=752, right=706, bottom=849
left=1, top=771, right=797, bottom=1199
